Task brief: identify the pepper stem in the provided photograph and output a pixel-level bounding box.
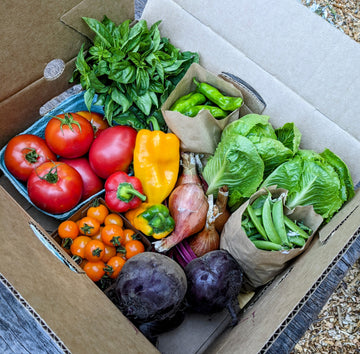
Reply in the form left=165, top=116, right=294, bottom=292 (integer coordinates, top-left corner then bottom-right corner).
left=146, top=116, right=160, bottom=131
left=116, top=182, right=146, bottom=203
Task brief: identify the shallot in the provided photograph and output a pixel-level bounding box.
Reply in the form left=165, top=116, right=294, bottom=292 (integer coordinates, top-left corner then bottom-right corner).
left=154, top=154, right=208, bottom=253
left=214, top=185, right=231, bottom=233
left=188, top=194, right=220, bottom=257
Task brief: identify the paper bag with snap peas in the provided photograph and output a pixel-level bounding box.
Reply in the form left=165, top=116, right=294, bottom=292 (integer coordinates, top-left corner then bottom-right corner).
left=161, top=63, right=243, bottom=154
left=220, top=186, right=324, bottom=290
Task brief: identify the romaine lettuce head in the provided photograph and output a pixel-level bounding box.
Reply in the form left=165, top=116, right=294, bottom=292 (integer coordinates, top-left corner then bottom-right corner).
left=247, top=135, right=294, bottom=176
left=221, top=114, right=276, bottom=141
left=261, top=149, right=348, bottom=221
left=275, top=122, right=302, bottom=154
left=320, top=148, right=355, bottom=201
left=203, top=134, right=264, bottom=208
left=222, top=115, right=301, bottom=176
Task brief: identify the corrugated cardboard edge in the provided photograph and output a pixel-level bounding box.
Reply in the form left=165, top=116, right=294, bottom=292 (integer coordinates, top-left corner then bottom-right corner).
left=0, top=186, right=159, bottom=354
left=60, top=0, right=134, bottom=40
left=206, top=190, right=360, bottom=354
left=0, top=274, right=71, bottom=354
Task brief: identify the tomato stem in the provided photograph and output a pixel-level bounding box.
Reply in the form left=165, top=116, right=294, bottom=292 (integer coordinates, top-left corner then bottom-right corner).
left=36, top=163, right=59, bottom=184
left=23, top=147, right=40, bottom=164
left=55, top=112, right=82, bottom=133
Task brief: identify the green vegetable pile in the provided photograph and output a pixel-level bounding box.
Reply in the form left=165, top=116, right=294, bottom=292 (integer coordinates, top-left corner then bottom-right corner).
left=242, top=193, right=312, bottom=251
left=202, top=113, right=354, bottom=221
left=70, top=17, right=199, bottom=130
left=170, top=78, right=243, bottom=119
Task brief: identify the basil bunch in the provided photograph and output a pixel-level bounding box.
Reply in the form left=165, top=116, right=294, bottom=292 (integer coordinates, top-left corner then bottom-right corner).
left=70, top=16, right=199, bottom=130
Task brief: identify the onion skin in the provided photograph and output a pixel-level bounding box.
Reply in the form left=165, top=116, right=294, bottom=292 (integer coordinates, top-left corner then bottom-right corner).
left=176, top=152, right=201, bottom=186
left=215, top=185, right=231, bottom=233
left=153, top=183, right=208, bottom=252
left=188, top=194, right=220, bottom=257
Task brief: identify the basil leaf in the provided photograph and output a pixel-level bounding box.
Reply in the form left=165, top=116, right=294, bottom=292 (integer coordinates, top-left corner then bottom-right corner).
left=84, top=88, right=96, bottom=111
left=82, top=17, right=114, bottom=48
left=104, top=96, right=115, bottom=125
left=75, top=44, right=91, bottom=76
left=136, top=67, right=150, bottom=93
left=111, top=88, right=132, bottom=113
left=109, top=62, right=136, bottom=84
left=88, top=71, right=107, bottom=93
left=133, top=91, right=153, bottom=116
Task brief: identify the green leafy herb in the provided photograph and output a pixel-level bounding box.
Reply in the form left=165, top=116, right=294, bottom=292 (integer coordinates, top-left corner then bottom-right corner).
left=70, top=16, right=199, bottom=130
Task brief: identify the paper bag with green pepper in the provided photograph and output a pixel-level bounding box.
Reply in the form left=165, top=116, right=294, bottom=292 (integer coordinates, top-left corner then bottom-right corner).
left=161, top=63, right=244, bottom=154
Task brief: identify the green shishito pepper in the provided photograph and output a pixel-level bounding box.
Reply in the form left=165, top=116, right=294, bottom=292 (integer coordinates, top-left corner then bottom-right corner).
left=193, top=78, right=243, bottom=111
left=182, top=105, right=228, bottom=119
left=170, top=92, right=206, bottom=113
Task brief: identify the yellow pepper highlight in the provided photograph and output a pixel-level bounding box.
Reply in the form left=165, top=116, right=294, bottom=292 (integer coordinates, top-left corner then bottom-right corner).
left=133, top=127, right=180, bottom=205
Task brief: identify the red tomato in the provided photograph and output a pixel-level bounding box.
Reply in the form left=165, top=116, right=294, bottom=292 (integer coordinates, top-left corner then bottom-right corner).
left=27, top=161, right=83, bottom=214
left=88, top=126, right=137, bottom=179
left=76, top=111, right=109, bottom=138
left=44, top=112, right=94, bottom=158
left=4, top=134, right=57, bottom=182
left=59, top=157, right=104, bottom=201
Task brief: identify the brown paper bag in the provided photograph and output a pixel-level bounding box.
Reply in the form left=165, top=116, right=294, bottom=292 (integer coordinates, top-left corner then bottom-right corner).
left=161, top=63, right=243, bottom=154
left=220, top=186, right=324, bottom=290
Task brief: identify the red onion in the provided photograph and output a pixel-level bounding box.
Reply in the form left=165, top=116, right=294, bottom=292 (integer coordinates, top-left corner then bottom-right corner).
left=153, top=176, right=208, bottom=253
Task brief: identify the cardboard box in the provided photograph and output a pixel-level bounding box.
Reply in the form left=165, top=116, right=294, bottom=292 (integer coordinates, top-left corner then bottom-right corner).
left=1, top=0, right=360, bottom=353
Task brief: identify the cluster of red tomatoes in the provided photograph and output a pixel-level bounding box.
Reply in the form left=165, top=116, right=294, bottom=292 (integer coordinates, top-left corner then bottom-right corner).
left=58, top=201, right=145, bottom=282
left=4, top=111, right=138, bottom=214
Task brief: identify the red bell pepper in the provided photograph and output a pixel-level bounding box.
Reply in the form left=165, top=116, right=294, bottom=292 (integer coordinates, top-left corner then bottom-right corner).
left=105, top=171, right=146, bottom=213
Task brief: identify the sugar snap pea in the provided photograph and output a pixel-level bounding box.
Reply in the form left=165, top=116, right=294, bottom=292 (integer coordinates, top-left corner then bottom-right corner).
left=246, top=203, right=268, bottom=240
left=287, top=235, right=306, bottom=247
left=272, top=199, right=291, bottom=247
left=252, top=240, right=284, bottom=251
left=284, top=216, right=311, bottom=239
left=262, top=196, right=282, bottom=244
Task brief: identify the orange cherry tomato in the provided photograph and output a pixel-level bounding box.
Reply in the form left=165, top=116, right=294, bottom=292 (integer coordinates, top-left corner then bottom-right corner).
left=105, top=256, right=126, bottom=279
left=58, top=220, right=79, bottom=240
left=104, top=213, right=124, bottom=228
left=87, top=203, right=109, bottom=224
left=91, top=226, right=103, bottom=241
left=83, top=260, right=106, bottom=282
left=70, top=236, right=91, bottom=260
left=84, top=239, right=105, bottom=262
left=123, top=229, right=137, bottom=244
left=76, top=111, right=109, bottom=138
left=78, top=216, right=100, bottom=236
left=101, top=224, right=124, bottom=247
left=125, top=240, right=145, bottom=259
left=102, top=244, right=117, bottom=263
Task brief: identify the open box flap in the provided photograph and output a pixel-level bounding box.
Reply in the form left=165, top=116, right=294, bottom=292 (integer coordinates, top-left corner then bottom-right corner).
left=173, top=0, right=360, bottom=143
left=0, top=0, right=134, bottom=148
left=60, top=0, right=134, bottom=40
left=0, top=186, right=157, bottom=354
left=141, top=0, right=360, bottom=184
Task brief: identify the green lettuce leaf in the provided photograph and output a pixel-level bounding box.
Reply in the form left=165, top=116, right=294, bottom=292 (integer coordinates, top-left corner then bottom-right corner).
left=203, top=134, right=264, bottom=209
left=222, top=114, right=299, bottom=175
left=261, top=149, right=347, bottom=221
left=275, top=122, right=302, bottom=154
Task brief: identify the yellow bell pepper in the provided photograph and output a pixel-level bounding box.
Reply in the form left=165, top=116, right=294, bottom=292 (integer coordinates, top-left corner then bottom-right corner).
left=125, top=203, right=175, bottom=240
left=133, top=117, right=180, bottom=204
